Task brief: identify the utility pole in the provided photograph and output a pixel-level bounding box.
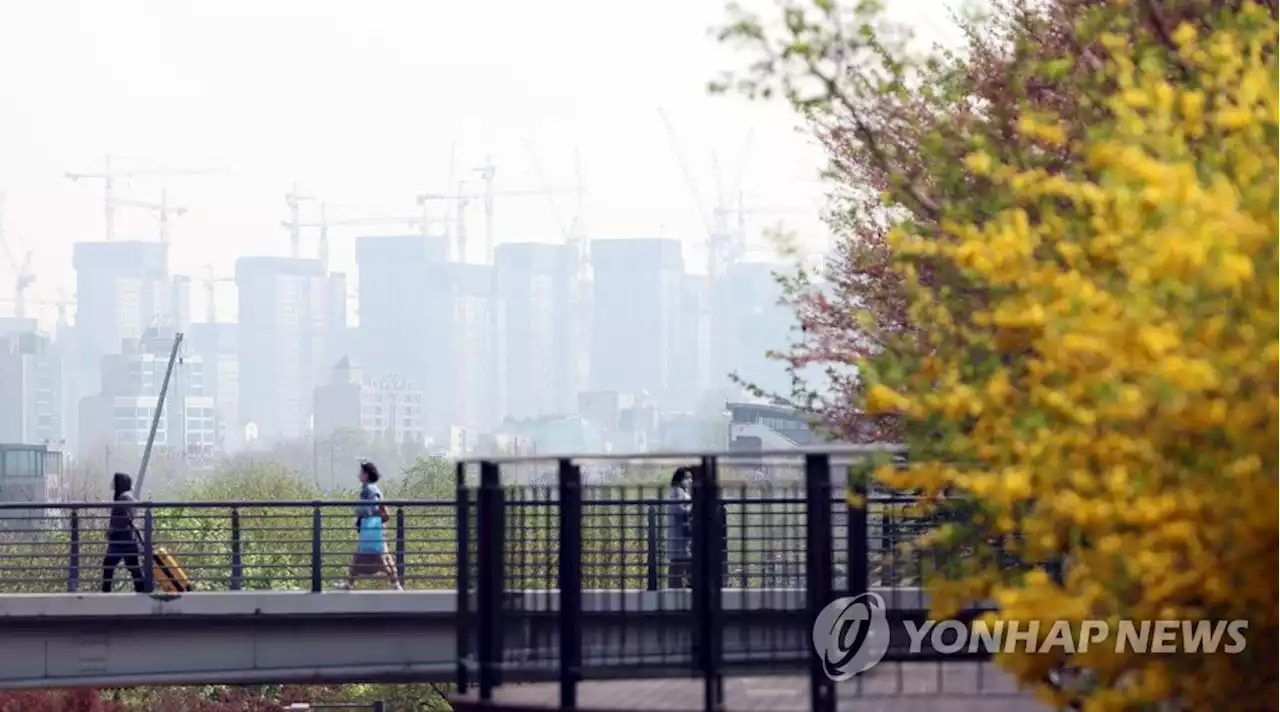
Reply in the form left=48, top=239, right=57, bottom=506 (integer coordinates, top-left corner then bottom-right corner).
left=135, top=332, right=184, bottom=497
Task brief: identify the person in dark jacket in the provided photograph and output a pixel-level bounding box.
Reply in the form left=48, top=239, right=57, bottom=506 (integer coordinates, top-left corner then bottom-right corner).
left=102, top=472, right=145, bottom=593
left=666, top=467, right=694, bottom=589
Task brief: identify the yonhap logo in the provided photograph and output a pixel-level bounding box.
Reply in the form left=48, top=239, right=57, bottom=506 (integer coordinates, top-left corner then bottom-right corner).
left=812, top=592, right=891, bottom=680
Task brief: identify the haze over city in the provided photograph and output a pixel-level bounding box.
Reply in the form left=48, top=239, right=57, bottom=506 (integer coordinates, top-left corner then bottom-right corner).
left=0, top=0, right=964, bottom=469
left=0, top=0, right=1261, bottom=710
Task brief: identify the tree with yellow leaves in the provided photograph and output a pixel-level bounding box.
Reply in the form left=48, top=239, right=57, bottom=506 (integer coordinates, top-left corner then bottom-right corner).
left=719, top=0, right=1277, bottom=709
left=878, top=7, right=1278, bottom=706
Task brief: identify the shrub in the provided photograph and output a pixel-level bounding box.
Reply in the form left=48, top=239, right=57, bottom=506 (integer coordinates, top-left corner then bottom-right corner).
left=863, top=4, right=1279, bottom=710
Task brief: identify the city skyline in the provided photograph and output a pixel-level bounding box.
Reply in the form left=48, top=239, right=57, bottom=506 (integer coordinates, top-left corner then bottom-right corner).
left=2, top=230, right=806, bottom=459
left=0, top=0, right=964, bottom=332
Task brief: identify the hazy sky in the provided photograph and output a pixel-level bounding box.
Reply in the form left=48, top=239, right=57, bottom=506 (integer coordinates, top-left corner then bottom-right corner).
left=0, top=0, right=963, bottom=327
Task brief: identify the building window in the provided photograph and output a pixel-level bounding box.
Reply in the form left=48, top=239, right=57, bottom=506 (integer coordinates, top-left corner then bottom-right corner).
left=1, top=448, right=40, bottom=478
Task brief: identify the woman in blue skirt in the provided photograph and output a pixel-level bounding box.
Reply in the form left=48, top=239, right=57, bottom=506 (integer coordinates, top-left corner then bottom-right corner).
left=334, top=461, right=402, bottom=590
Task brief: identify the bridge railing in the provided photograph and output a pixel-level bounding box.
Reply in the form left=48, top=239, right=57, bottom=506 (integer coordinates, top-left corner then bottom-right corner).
left=0, top=499, right=459, bottom=593
left=458, top=447, right=1054, bottom=711
left=0, top=478, right=937, bottom=593
left=455, top=448, right=978, bottom=703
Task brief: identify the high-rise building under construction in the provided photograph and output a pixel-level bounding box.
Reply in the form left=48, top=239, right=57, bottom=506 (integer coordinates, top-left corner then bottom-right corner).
left=71, top=241, right=183, bottom=453
left=494, top=242, right=580, bottom=420
left=589, top=238, right=697, bottom=409
left=355, top=234, right=449, bottom=390
left=234, top=256, right=346, bottom=443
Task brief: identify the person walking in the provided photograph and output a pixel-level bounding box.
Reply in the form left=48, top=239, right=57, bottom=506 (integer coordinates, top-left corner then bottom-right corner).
left=334, top=461, right=402, bottom=591
left=101, top=472, right=146, bottom=593
left=666, top=467, right=694, bottom=589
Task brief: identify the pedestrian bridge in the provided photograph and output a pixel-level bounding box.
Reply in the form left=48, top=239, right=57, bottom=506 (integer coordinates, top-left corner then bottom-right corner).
left=0, top=448, right=1041, bottom=709
left=0, top=587, right=936, bottom=690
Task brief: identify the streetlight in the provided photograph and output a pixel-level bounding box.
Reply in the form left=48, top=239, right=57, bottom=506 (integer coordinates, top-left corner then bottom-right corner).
left=284, top=703, right=386, bottom=712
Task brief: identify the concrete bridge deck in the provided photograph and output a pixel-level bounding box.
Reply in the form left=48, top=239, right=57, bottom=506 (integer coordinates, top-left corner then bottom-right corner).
left=0, top=588, right=945, bottom=690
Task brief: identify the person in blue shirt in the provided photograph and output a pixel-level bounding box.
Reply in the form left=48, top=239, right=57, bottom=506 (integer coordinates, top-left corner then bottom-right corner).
left=333, top=461, right=402, bottom=590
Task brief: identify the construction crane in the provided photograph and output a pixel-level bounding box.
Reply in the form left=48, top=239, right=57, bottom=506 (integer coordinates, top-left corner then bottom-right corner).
left=522, top=141, right=592, bottom=323
left=657, top=110, right=759, bottom=273
left=294, top=203, right=447, bottom=271
left=202, top=265, right=234, bottom=323
left=0, top=297, right=71, bottom=323
left=0, top=193, right=35, bottom=319
left=418, top=155, right=579, bottom=264
left=418, top=185, right=471, bottom=264
left=281, top=183, right=318, bottom=259
left=720, top=203, right=812, bottom=261
left=523, top=141, right=572, bottom=242
left=107, top=189, right=187, bottom=242
left=65, top=155, right=210, bottom=242
left=659, top=109, right=723, bottom=280
left=475, top=155, right=497, bottom=263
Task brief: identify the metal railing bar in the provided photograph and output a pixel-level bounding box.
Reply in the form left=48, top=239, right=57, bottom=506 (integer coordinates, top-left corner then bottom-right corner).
left=0, top=499, right=455, bottom=511
left=456, top=443, right=905, bottom=465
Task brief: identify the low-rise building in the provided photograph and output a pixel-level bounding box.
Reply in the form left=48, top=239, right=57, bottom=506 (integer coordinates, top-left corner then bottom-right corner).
left=78, top=328, right=215, bottom=460
left=0, top=329, right=63, bottom=445
left=0, top=442, right=63, bottom=505
left=726, top=400, right=820, bottom=451
left=187, top=323, right=239, bottom=453
left=314, top=357, right=424, bottom=445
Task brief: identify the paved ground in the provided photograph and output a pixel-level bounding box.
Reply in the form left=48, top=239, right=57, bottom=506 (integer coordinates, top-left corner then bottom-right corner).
left=452, top=662, right=1048, bottom=711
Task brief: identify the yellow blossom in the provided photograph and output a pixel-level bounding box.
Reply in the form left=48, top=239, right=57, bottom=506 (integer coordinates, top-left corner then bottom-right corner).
left=861, top=5, right=1279, bottom=710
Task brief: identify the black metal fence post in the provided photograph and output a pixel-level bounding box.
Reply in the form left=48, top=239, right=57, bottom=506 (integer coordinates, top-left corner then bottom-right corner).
left=847, top=474, right=869, bottom=598
left=67, top=508, right=80, bottom=593
left=557, top=458, right=583, bottom=709
left=477, top=460, right=505, bottom=700
left=691, top=456, right=724, bottom=711
left=645, top=505, right=659, bottom=591
left=230, top=507, right=243, bottom=591
left=310, top=506, right=323, bottom=593
left=141, top=507, right=155, bottom=593
left=394, top=508, right=407, bottom=583
left=806, top=453, right=836, bottom=712
left=456, top=461, right=471, bottom=693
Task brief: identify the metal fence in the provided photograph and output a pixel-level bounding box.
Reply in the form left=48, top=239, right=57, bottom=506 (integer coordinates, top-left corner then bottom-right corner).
left=0, top=500, right=459, bottom=593
left=456, top=448, right=1050, bottom=712
left=0, top=477, right=934, bottom=595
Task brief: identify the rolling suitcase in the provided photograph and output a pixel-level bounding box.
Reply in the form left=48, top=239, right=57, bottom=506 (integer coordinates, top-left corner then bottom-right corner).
left=151, top=546, right=193, bottom=593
